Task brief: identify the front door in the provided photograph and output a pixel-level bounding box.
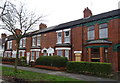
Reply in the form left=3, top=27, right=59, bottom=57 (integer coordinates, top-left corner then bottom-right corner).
left=75, top=53, right=81, bottom=61
left=91, top=48, right=100, bottom=62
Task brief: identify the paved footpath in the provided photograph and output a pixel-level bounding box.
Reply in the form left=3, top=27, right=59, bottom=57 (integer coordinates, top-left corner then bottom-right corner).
left=1, top=64, right=120, bottom=83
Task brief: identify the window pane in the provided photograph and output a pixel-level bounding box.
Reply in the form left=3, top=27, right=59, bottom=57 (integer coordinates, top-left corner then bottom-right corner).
left=37, top=36, right=40, bottom=46
left=64, top=31, right=70, bottom=43
left=99, top=26, right=108, bottom=38
left=36, top=52, right=39, bottom=59
left=58, top=32, right=61, bottom=37
left=65, top=50, right=69, bottom=59
left=65, top=31, right=69, bottom=36
left=20, top=39, right=22, bottom=48
left=57, top=32, right=62, bottom=43
left=32, top=37, right=36, bottom=46
left=23, top=38, right=26, bottom=47
left=88, top=30, right=94, bottom=40
left=99, top=24, right=108, bottom=29
left=57, top=50, right=62, bottom=56
left=31, top=52, right=34, bottom=60
left=88, top=26, right=95, bottom=40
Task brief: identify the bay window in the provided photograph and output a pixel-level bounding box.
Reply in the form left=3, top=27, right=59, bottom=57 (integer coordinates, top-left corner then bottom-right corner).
left=99, top=24, right=108, bottom=38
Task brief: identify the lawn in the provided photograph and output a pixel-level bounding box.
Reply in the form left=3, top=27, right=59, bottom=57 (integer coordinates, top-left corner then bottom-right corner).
left=0, top=66, right=95, bottom=83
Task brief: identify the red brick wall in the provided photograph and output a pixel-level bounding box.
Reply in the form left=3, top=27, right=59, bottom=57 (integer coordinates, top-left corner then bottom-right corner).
left=41, top=32, right=57, bottom=48
left=71, top=27, right=83, bottom=61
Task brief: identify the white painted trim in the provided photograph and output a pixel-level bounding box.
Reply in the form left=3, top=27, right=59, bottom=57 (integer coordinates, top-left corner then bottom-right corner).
left=5, top=51, right=12, bottom=53
left=56, top=48, right=71, bottom=50
left=56, top=30, right=62, bottom=33
left=37, top=34, right=41, bottom=36
left=63, top=28, right=71, bottom=31
left=41, top=48, right=47, bottom=53
left=32, top=35, right=36, bottom=38
left=30, top=49, right=41, bottom=51
left=74, top=51, right=82, bottom=53
left=19, top=50, right=25, bottom=52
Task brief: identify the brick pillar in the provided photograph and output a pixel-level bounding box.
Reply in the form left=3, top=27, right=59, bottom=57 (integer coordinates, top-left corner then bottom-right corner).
left=88, top=48, right=91, bottom=62
left=100, top=47, right=104, bottom=62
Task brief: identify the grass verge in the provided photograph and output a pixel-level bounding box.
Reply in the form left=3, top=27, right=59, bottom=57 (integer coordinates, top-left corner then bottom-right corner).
left=1, top=66, right=95, bottom=83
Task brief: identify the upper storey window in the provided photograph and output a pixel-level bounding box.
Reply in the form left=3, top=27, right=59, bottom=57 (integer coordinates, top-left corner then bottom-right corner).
left=37, top=35, right=41, bottom=46
left=88, top=26, right=95, bottom=40
left=7, top=41, right=12, bottom=49
left=20, top=38, right=26, bottom=48
left=32, top=35, right=41, bottom=47
left=32, top=36, right=37, bottom=46
left=99, top=24, right=108, bottom=39
left=64, top=31, right=70, bottom=43
left=57, top=31, right=62, bottom=44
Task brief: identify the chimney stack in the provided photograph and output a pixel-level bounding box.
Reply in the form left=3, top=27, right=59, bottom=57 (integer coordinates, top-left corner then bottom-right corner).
left=1, top=33, right=7, bottom=39
left=15, top=29, right=22, bottom=35
left=83, top=7, right=92, bottom=18
left=39, top=23, right=47, bottom=30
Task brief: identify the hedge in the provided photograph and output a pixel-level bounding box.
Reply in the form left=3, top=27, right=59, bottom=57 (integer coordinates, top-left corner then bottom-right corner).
left=66, top=61, right=112, bottom=75
left=36, top=56, right=68, bottom=67
left=2, top=58, right=18, bottom=63
left=2, top=57, right=27, bottom=66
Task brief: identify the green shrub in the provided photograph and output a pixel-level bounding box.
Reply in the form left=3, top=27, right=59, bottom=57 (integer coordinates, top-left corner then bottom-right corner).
left=19, top=56, right=27, bottom=66
left=36, top=56, right=68, bottom=67
left=67, top=61, right=112, bottom=75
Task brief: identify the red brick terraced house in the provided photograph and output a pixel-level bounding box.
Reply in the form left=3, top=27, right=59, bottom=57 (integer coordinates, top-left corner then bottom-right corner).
left=1, top=7, right=120, bottom=72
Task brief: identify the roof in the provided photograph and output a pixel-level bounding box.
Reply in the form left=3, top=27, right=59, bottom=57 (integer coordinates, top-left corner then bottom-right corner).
left=6, top=8, right=120, bottom=39
left=33, top=8, right=120, bottom=35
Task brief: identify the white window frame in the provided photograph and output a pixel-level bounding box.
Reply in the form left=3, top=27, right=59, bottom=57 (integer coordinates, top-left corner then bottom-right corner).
left=36, top=51, right=39, bottom=59
left=37, top=35, right=41, bottom=46
left=20, top=39, right=22, bottom=48
left=64, top=30, right=70, bottom=43
left=32, top=36, right=37, bottom=46
left=57, top=32, right=62, bottom=44
left=65, top=50, right=69, bottom=59
left=22, top=38, right=26, bottom=47
left=7, top=41, right=12, bottom=49
left=31, top=52, right=35, bottom=61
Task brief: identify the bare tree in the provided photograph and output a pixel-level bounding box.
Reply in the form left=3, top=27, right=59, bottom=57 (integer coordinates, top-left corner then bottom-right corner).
left=0, top=1, right=43, bottom=72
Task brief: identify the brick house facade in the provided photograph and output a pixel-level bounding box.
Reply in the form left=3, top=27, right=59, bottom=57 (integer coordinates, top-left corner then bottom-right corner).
left=1, top=8, right=120, bottom=72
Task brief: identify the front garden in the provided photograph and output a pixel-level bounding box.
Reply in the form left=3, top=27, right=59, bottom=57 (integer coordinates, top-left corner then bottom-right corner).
left=1, top=56, right=113, bottom=79
left=1, top=66, right=95, bottom=83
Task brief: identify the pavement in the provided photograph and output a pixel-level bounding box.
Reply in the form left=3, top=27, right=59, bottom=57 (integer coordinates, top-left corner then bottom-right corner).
left=0, top=64, right=120, bottom=83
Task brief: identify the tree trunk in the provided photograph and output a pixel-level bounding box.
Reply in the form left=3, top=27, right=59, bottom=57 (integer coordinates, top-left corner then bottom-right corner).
left=14, top=41, right=20, bottom=73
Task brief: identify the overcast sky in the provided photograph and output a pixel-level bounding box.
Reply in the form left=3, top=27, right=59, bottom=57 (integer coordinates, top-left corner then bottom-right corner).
left=0, top=0, right=120, bottom=36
